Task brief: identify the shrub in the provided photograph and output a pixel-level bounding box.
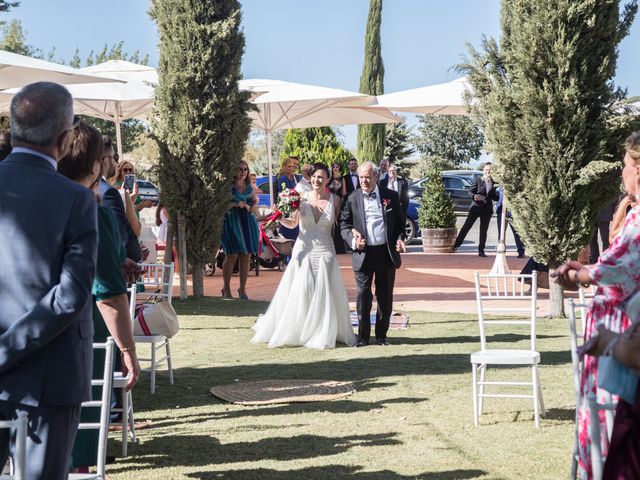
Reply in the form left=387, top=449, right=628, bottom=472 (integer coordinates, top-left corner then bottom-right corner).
left=417, top=166, right=456, bottom=230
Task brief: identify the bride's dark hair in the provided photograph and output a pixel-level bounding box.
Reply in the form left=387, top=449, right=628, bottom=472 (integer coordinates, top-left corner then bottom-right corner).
left=309, top=162, right=330, bottom=178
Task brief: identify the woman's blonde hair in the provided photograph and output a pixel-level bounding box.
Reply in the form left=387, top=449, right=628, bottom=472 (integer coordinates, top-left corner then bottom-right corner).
left=626, top=131, right=640, bottom=162
left=115, top=160, right=135, bottom=183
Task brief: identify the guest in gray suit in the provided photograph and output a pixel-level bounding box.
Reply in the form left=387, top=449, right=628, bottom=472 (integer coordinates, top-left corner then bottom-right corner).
left=0, top=82, right=98, bottom=480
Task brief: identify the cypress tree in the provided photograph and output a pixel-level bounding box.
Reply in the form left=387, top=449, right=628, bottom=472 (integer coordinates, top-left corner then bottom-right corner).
left=357, top=0, right=385, bottom=163
left=151, top=0, right=252, bottom=297
left=461, top=0, right=637, bottom=316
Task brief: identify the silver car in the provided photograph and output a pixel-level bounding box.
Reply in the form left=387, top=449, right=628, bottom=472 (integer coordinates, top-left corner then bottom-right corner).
left=136, top=180, right=160, bottom=205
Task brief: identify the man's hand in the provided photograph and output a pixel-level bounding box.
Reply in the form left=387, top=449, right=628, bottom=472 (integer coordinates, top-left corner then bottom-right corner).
left=353, top=229, right=366, bottom=251
left=121, top=350, right=141, bottom=391
left=396, top=239, right=406, bottom=253
left=123, top=258, right=143, bottom=284
left=140, top=244, right=150, bottom=262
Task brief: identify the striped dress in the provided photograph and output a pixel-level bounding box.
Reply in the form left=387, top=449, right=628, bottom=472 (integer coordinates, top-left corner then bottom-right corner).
left=221, top=183, right=259, bottom=254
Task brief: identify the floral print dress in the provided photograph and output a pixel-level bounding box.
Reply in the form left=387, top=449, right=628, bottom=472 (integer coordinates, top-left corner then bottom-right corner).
left=577, top=205, right=640, bottom=479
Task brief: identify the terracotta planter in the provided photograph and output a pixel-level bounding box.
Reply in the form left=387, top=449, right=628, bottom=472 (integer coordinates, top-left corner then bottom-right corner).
left=421, top=227, right=457, bottom=253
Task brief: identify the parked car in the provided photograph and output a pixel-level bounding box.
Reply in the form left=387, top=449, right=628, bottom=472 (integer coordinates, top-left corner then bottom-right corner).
left=136, top=180, right=160, bottom=205
left=408, top=174, right=474, bottom=211
left=404, top=199, right=421, bottom=244
left=441, top=169, right=483, bottom=185
left=256, top=175, right=275, bottom=206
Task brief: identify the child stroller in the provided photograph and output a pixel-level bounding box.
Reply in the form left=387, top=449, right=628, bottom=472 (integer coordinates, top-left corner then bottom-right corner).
left=258, top=217, right=295, bottom=272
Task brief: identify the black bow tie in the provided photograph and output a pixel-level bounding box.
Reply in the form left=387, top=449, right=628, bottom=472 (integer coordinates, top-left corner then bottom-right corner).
left=351, top=173, right=358, bottom=176
left=363, top=192, right=377, bottom=199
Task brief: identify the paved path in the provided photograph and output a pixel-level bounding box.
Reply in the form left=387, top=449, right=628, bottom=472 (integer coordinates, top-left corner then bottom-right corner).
left=172, top=212, right=564, bottom=315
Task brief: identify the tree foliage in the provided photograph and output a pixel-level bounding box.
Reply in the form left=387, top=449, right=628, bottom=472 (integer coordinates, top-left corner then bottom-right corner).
left=357, top=0, right=385, bottom=163
left=384, top=119, right=416, bottom=177
left=460, top=0, right=637, bottom=315
left=414, top=114, right=484, bottom=169
left=417, top=162, right=457, bottom=229
left=281, top=127, right=352, bottom=170
left=244, top=129, right=286, bottom=175
left=151, top=0, right=252, bottom=297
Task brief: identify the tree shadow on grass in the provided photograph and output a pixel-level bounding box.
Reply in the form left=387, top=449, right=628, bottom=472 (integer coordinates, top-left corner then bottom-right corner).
left=543, top=407, right=576, bottom=422
left=109, top=433, right=402, bottom=472
left=186, top=466, right=488, bottom=480
left=393, top=333, right=564, bottom=346
left=172, top=297, right=269, bottom=318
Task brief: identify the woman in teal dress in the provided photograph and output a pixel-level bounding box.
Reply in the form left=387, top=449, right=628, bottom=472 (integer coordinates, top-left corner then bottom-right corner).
left=57, top=122, right=141, bottom=472
left=221, top=160, right=259, bottom=300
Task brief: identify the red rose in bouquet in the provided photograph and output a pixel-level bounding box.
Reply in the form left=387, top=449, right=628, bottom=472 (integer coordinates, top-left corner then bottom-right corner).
left=262, top=184, right=301, bottom=230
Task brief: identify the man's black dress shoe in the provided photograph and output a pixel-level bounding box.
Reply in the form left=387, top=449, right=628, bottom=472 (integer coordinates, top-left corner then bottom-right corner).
left=377, top=338, right=390, bottom=346
left=355, top=339, right=369, bottom=347
left=478, top=251, right=487, bottom=257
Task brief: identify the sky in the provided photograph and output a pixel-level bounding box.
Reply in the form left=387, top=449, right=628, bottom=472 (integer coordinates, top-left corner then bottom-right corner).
left=5, top=0, right=640, bottom=149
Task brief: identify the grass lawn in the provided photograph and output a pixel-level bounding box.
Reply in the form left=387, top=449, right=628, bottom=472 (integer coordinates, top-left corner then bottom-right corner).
left=107, top=298, right=576, bottom=480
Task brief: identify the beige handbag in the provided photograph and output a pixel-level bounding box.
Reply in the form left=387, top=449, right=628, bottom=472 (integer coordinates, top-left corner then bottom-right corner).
left=134, top=301, right=180, bottom=338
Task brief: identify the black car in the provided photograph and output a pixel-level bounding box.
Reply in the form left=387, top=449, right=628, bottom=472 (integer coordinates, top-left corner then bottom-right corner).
left=408, top=174, right=473, bottom=211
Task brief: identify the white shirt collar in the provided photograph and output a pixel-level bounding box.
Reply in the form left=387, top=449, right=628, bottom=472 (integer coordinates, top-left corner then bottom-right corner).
left=362, top=185, right=380, bottom=198
left=11, top=147, right=57, bottom=170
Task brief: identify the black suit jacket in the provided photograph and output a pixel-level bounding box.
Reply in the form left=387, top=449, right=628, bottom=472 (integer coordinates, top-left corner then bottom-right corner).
left=380, top=176, right=409, bottom=215
left=99, top=179, right=142, bottom=262
left=340, top=186, right=404, bottom=271
left=469, top=176, right=499, bottom=212
left=342, top=172, right=360, bottom=195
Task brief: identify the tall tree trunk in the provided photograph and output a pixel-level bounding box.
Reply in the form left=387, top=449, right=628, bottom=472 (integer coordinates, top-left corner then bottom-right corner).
left=192, top=262, right=204, bottom=297
left=548, top=273, right=565, bottom=318
left=163, top=215, right=175, bottom=290
left=177, top=213, right=188, bottom=300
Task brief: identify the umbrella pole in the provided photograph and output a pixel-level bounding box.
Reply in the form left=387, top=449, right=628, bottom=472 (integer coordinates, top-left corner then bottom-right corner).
left=267, top=130, right=274, bottom=207
left=115, top=110, right=124, bottom=160
left=490, top=192, right=511, bottom=275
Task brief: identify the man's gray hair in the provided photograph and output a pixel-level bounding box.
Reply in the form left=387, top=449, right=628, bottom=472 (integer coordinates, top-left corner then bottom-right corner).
left=10, top=82, right=74, bottom=146
left=358, top=160, right=378, bottom=175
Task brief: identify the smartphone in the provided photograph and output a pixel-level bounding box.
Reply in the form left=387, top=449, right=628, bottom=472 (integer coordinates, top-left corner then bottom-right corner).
left=123, top=174, right=136, bottom=192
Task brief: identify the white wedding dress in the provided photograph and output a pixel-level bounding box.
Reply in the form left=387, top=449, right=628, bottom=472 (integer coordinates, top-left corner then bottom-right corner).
left=251, top=193, right=357, bottom=349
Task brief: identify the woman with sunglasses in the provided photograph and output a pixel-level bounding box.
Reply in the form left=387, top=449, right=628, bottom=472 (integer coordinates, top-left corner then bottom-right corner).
left=57, top=122, right=141, bottom=473
left=328, top=162, right=346, bottom=253
left=220, top=160, right=259, bottom=300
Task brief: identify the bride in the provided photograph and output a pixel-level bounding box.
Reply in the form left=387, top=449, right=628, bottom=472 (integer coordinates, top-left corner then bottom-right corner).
left=251, top=163, right=357, bottom=349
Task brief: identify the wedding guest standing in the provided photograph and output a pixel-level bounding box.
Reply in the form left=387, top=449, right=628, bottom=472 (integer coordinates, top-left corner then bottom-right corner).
left=380, top=164, right=409, bottom=215
left=342, top=157, right=360, bottom=196
left=453, top=162, right=499, bottom=257
left=329, top=162, right=346, bottom=253
left=553, top=131, right=640, bottom=479
left=273, top=156, right=301, bottom=241
left=0, top=82, right=98, bottom=480
left=221, top=161, right=259, bottom=300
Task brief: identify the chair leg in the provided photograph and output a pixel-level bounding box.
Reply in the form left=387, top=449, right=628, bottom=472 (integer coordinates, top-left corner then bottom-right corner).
left=121, top=387, right=129, bottom=457
left=128, top=390, right=137, bottom=443
left=589, top=396, right=604, bottom=480
left=534, top=366, right=545, bottom=416
left=478, top=364, right=486, bottom=415
left=166, top=339, right=174, bottom=385
left=532, top=366, right=540, bottom=428
left=150, top=341, right=156, bottom=394
left=472, top=362, right=479, bottom=426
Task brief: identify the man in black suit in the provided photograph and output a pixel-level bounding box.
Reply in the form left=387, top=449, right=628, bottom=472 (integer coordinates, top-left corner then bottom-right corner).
left=98, top=135, right=142, bottom=262
left=342, top=157, right=360, bottom=196
left=340, top=162, right=405, bottom=347
left=453, top=162, right=499, bottom=257
left=380, top=164, right=409, bottom=215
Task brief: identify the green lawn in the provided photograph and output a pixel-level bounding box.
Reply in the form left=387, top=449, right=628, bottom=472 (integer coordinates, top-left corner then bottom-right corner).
left=107, top=298, right=576, bottom=480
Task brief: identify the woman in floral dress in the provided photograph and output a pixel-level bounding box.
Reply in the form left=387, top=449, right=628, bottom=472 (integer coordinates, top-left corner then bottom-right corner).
left=554, top=131, right=640, bottom=479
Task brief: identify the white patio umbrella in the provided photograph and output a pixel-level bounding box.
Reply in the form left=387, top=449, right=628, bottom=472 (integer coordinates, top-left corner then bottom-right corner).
left=239, top=79, right=400, bottom=203
left=0, top=49, right=124, bottom=89
left=372, top=77, right=471, bottom=115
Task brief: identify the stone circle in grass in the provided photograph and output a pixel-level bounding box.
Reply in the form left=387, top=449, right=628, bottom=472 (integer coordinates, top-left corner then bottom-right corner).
left=210, top=379, right=355, bottom=405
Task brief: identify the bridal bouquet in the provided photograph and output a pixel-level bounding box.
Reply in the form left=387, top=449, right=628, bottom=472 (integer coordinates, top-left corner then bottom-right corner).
left=262, top=185, right=301, bottom=230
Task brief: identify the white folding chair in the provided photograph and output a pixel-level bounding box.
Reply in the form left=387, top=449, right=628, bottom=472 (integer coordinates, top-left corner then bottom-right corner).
left=577, top=284, right=597, bottom=336
left=111, top=288, right=138, bottom=457
left=69, top=338, right=115, bottom=480
left=0, top=411, right=27, bottom=480
left=470, top=271, right=545, bottom=427
left=567, top=298, right=616, bottom=480
left=133, top=263, right=175, bottom=394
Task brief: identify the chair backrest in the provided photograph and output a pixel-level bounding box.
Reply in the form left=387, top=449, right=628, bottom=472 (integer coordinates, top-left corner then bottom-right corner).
left=577, top=285, right=597, bottom=335
left=0, top=411, right=27, bottom=480
left=138, top=263, right=174, bottom=304
left=77, top=338, right=115, bottom=479
left=474, top=271, right=538, bottom=351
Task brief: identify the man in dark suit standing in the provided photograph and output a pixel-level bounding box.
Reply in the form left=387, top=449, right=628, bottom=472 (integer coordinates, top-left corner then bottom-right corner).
left=380, top=164, right=409, bottom=215
left=341, top=162, right=405, bottom=347
left=99, top=135, right=142, bottom=262
left=341, top=157, right=360, bottom=196
left=453, top=162, right=499, bottom=257
left=0, top=82, right=98, bottom=479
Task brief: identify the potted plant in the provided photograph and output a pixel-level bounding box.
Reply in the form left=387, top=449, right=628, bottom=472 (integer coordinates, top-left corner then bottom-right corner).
left=418, top=165, right=457, bottom=253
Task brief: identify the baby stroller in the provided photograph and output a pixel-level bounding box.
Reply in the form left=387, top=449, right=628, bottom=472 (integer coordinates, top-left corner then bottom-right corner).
left=259, top=217, right=295, bottom=272
left=202, top=248, right=259, bottom=277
